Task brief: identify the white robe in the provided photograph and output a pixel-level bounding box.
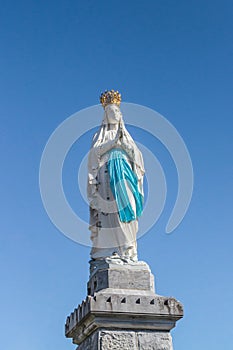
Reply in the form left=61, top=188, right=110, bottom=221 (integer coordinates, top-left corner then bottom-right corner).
left=87, top=114, right=144, bottom=261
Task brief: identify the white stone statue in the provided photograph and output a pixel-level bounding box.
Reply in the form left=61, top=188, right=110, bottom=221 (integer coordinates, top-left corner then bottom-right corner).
left=87, top=90, right=145, bottom=265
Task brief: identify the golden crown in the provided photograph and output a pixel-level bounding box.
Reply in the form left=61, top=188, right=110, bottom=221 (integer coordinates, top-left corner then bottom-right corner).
left=100, top=89, right=121, bottom=107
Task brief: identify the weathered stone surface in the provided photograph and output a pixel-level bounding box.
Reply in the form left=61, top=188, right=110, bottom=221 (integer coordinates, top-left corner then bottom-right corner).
left=100, top=330, right=136, bottom=349
left=74, top=329, right=173, bottom=350
left=77, top=331, right=98, bottom=350
left=87, top=262, right=155, bottom=295
left=137, top=331, right=173, bottom=350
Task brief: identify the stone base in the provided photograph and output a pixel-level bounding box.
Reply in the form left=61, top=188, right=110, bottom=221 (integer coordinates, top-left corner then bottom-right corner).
left=78, top=329, right=173, bottom=350
left=87, top=260, right=155, bottom=295
left=65, top=261, right=183, bottom=349
left=66, top=291, right=182, bottom=345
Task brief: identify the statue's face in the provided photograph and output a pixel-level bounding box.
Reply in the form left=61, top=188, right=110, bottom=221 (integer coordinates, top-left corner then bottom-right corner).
left=105, top=104, right=122, bottom=124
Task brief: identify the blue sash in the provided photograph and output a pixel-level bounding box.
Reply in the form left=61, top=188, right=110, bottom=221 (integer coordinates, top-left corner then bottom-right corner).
left=107, top=149, right=143, bottom=222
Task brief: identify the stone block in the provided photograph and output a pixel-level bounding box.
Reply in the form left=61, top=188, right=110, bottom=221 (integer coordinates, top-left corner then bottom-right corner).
left=77, top=331, right=98, bottom=350
left=75, top=329, right=174, bottom=350
left=137, top=331, right=173, bottom=350
left=100, top=330, right=136, bottom=349
left=87, top=262, right=155, bottom=295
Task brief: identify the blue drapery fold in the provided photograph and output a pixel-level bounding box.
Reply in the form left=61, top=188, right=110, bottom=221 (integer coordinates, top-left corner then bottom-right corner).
left=107, top=149, right=143, bottom=223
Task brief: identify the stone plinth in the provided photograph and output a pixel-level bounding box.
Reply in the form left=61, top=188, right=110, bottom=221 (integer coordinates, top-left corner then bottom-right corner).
left=87, top=261, right=155, bottom=295
left=65, top=262, right=183, bottom=349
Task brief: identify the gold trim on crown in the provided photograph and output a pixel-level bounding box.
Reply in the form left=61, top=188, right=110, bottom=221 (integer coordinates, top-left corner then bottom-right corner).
left=100, top=90, right=121, bottom=107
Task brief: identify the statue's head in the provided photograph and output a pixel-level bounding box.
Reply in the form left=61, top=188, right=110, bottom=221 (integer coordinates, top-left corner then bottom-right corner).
left=105, top=104, right=122, bottom=124
left=100, top=89, right=122, bottom=125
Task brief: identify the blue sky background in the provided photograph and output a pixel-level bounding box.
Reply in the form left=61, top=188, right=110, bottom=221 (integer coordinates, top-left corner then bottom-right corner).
left=1, top=1, right=233, bottom=349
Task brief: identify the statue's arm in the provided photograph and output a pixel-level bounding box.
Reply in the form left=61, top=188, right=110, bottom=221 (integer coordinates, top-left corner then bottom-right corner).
left=95, top=128, right=122, bottom=157
left=120, top=134, right=135, bottom=161
left=95, top=138, right=116, bottom=157
left=119, top=130, right=145, bottom=178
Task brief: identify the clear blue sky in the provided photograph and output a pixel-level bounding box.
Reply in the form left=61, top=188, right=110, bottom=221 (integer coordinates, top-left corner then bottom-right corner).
left=1, top=1, right=233, bottom=349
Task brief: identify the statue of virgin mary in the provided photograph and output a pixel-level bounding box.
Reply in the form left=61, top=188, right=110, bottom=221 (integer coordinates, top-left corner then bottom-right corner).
left=87, top=90, right=145, bottom=264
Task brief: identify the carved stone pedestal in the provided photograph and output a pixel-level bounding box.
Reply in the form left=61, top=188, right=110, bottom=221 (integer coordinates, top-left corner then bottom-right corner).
left=65, top=262, right=183, bottom=349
